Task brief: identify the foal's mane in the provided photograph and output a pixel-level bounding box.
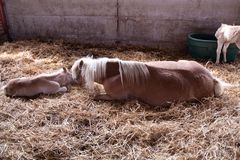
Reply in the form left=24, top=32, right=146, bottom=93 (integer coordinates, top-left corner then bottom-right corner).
left=80, top=57, right=149, bottom=89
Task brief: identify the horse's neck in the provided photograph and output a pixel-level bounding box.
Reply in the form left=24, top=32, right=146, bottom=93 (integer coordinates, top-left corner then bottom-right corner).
left=89, top=60, right=120, bottom=84
left=105, top=61, right=120, bottom=78
left=104, top=60, right=149, bottom=84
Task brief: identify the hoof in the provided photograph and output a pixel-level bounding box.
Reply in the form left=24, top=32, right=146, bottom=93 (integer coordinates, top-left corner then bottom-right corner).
left=58, top=86, right=67, bottom=93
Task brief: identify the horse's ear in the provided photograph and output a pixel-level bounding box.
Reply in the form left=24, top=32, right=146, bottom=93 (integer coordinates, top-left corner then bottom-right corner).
left=63, top=67, right=67, bottom=72
left=78, top=60, right=83, bottom=69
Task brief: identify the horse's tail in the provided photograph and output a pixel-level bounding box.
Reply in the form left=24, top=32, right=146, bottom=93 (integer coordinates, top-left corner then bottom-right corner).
left=213, top=77, right=239, bottom=97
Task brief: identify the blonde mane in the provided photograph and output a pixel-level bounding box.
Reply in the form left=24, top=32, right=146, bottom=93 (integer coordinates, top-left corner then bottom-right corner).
left=78, top=57, right=149, bottom=90
left=81, top=57, right=112, bottom=90
left=119, top=60, right=149, bottom=86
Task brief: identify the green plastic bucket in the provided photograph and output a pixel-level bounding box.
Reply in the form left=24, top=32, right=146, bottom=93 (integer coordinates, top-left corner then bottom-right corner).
left=187, top=33, right=239, bottom=62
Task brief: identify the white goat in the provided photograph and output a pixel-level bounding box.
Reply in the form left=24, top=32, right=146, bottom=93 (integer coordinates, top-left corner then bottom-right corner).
left=215, top=24, right=240, bottom=64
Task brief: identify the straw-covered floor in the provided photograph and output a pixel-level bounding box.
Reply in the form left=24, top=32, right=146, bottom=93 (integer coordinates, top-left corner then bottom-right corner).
left=0, top=40, right=240, bottom=160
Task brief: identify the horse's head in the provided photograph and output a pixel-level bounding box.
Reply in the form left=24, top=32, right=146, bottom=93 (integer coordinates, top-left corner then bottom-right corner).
left=71, top=56, right=110, bottom=89
left=71, top=58, right=84, bottom=84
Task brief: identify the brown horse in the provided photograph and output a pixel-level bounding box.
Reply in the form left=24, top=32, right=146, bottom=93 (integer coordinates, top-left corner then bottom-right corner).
left=71, top=57, right=225, bottom=106
left=2, top=67, right=73, bottom=97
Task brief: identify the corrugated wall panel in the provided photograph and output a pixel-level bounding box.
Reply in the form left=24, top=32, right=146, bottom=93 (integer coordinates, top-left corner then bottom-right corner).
left=0, top=0, right=9, bottom=40
left=4, top=0, right=240, bottom=49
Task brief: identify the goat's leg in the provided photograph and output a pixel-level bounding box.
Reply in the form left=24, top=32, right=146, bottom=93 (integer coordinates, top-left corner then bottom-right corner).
left=222, top=42, right=230, bottom=63
left=236, top=40, right=240, bottom=50
left=216, top=40, right=224, bottom=64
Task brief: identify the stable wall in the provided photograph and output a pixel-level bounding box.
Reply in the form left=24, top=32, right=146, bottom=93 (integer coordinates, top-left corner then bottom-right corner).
left=4, top=0, right=240, bottom=50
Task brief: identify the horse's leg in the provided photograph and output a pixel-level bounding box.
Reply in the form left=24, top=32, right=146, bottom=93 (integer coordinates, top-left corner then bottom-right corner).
left=94, top=75, right=129, bottom=101
left=216, top=40, right=224, bottom=64
left=222, top=42, right=230, bottom=63
left=41, top=80, right=67, bottom=94
left=57, top=86, right=67, bottom=93
left=93, top=94, right=116, bottom=101
left=93, top=82, right=105, bottom=94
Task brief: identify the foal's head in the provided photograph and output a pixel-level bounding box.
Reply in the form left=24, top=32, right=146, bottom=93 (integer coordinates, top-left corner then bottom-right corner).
left=71, top=58, right=84, bottom=84
left=57, top=67, right=74, bottom=86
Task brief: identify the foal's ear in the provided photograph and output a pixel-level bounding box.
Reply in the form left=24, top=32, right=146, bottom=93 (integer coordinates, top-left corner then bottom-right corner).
left=63, top=67, right=67, bottom=73
left=78, top=60, right=84, bottom=69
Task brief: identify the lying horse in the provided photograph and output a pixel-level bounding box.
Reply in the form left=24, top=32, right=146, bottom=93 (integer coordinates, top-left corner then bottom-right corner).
left=71, top=57, right=224, bottom=106
left=2, top=67, right=73, bottom=97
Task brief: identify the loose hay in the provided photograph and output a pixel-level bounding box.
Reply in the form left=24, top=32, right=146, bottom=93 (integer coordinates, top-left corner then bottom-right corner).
left=0, top=40, right=240, bottom=160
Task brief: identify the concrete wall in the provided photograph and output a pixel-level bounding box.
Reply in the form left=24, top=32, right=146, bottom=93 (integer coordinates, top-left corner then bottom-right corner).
left=4, top=0, right=240, bottom=50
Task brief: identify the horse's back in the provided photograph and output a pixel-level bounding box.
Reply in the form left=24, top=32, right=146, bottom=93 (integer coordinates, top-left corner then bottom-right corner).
left=146, top=60, right=212, bottom=76
left=142, top=60, right=215, bottom=104
left=146, top=60, right=214, bottom=88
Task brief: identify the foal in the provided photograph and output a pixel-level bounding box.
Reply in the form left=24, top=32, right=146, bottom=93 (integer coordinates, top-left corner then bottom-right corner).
left=2, top=67, right=73, bottom=97
left=71, top=57, right=225, bottom=106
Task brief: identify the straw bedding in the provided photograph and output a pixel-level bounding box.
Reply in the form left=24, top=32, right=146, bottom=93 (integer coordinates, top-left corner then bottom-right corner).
left=0, top=40, right=240, bottom=160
